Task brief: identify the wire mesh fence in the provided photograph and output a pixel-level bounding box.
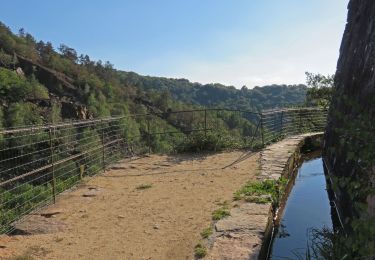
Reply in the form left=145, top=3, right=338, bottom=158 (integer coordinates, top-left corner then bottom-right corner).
left=260, top=107, right=328, bottom=145
left=0, top=107, right=326, bottom=234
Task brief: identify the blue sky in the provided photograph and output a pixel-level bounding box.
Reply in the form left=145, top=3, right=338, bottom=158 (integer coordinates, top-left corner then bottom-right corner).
left=1, top=0, right=348, bottom=88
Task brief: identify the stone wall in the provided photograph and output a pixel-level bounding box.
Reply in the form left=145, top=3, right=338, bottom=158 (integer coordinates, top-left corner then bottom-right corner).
left=324, top=0, right=375, bottom=219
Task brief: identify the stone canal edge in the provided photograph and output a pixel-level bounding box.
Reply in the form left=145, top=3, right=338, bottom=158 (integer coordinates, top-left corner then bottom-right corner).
left=204, top=132, right=323, bottom=260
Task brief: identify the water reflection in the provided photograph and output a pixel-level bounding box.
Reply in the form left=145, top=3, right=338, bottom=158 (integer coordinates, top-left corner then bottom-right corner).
left=269, top=157, right=334, bottom=259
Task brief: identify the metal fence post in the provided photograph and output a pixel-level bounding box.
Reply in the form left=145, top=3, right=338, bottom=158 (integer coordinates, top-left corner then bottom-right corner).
left=280, top=111, right=284, bottom=137
left=191, top=111, right=194, bottom=132
left=49, top=127, right=56, bottom=204
left=101, top=119, right=105, bottom=172
left=79, top=165, right=84, bottom=180
left=260, top=112, right=265, bottom=146
left=216, top=110, right=219, bottom=130
left=299, top=109, right=302, bottom=134
left=147, top=116, right=151, bottom=154
left=204, top=109, right=207, bottom=136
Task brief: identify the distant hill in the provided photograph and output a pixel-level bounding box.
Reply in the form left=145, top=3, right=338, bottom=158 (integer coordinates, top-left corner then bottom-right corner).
left=118, top=71, right=307, bottom=111
left=0, top=21, right=306, bottom=129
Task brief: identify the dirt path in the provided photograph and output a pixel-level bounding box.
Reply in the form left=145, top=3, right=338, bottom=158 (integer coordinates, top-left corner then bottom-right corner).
left=0, top=151, right=259, bottom=260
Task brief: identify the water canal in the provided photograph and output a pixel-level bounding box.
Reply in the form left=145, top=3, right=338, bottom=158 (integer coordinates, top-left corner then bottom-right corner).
left=269, top=156, right=336, bottom=259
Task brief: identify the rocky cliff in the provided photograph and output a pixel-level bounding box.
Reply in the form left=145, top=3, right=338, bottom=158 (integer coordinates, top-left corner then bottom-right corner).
left=324, top=0, right=375, bottom=220
left=15, top=55, right=93, bottom=120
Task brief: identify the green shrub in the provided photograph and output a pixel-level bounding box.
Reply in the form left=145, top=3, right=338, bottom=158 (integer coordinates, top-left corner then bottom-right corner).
left=194, top=243, right=207, bottom=258
left=200, top=227, right=213, bottom=239
left=176, top=131, right=235, bottom=153
left=0, top=182, right=52, bottom=233
left=234, top=178, right=287, bottom=207
left=212, top=208, right=230, bottom=221
left=136, top=183, right=152, bottom=190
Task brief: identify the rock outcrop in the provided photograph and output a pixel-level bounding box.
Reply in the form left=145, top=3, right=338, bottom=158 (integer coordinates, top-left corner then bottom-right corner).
left=324, top=0, right=375, bottom=219
left=14, top=55, right=93, bottom=120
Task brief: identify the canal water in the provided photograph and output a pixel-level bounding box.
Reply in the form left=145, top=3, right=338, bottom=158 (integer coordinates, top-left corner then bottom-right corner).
left=269, top=157, right=334, bottom=259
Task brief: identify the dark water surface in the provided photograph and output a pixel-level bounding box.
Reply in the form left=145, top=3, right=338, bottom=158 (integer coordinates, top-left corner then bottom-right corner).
left=269, top=157, right=333, bottom=259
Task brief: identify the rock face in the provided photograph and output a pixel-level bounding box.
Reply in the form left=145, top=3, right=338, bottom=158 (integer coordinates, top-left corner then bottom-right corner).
left=324, top=0, right=375, bottom=219
left=15, top=55, right=93, bottom=120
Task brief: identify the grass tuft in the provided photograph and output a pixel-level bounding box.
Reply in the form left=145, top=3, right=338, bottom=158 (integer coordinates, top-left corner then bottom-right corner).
left=212, top=208, right=230, bottom=221
left=200, top=227, right=213, bottom=239
left=136, top=183, right=152, bottom=190
left=244, top=195, right=271, bottom=204
left=234, top=178, right=287, bottom=206
left=194, top=243, right=207, bottom=258
left=9, top=256, right=34, bottom=260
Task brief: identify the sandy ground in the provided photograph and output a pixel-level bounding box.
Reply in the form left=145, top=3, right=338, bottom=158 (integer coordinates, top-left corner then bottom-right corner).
left=0, top=150, right=259, bottom=260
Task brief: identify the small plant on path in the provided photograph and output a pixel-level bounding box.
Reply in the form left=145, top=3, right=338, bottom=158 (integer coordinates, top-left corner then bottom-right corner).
left=194, top=243, right=207, bottom=258
left=201, top=227, right=213, bottom=239
left=233, top=177, right=287, bottom=207
left=136, top=183, right=152, bottom=190
left=212, top=208, right=230, bottom=220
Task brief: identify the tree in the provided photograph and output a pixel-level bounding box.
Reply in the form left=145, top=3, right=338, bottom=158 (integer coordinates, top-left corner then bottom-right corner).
left=305, top=72, right=334, bottom=108
left=25, top=33, right=36, bottom=46
left=0, top=49, right=13, bottom=68
left=18, top=28, right=25, bottom=37
left=6, top=102, right=43, bottom=127
left=79, top=54, right=91, bottom=66
left=58, top=44, right=78, bottom=62
left=155, top=89, right=171, bottom=112
left=36, top=41, right=54, bottom=63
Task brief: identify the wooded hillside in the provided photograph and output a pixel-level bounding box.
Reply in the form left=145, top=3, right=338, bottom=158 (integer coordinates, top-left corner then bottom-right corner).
left=0, top=21, right=307, bottom=129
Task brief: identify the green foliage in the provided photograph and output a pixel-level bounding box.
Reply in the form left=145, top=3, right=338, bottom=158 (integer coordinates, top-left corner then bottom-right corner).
left=323, top=94, right=375, bottom=257
left=0, top=49, right=14, bottom=68
left=194, top=243, right=207, bottom=258
left=87, top=91, right=110, bottom=117
left=176, top=131, right=235, bottom=153
left=77, top=127, right=102, bottom=176
left=6, top=102, right=44, bottom=127
left=118, top=115, right=140, bottom=142
left=305, top=221, right=375, bottom=259
left=305, top=72, right=334, bottom=108
left=48, top=102, right=62, bottom=123
left=0, top=105, right=3, bottom=131
left=8, top=253, right=35, bottom=260
left=28, top=75, right=49, bottom=100
left=0, top=68, right=49, bottom=104
left=0, top=20, right=307, bottom=148
left=200, top=227, right=213, bottom=239
left=234, top=178, right=287, bottom=207
left=120, top=71, right=307, bottom=111
left=0, top=20, right=308, bottom=131
left=212, top=207, right=230, bottom=221
left=244, top=195, right=271, bottom=204
left=136, top=184, right=152, bottom=190
left=55, top=175, right=80, bottom=193
left=0, top=182, right=52, bottom=233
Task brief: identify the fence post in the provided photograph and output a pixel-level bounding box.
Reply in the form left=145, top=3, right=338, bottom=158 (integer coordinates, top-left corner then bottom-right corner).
left=49, top=127, right=56, bottom=204
left=216, top=110, right=219, bottom=130
left=299, top=109, right=302, bottom=134
left=204, top=109, right=207, bottom=136
left=260, top=112, right=265, bottom=147
left=79, top=165, right=84, bottom=180
left=191, top=111, right=194, bottom=132
left=280, top=111, right=284, bottom=137
left=147, top=116, right=151, bottom=154
left=101, top=119, right=105, bottom=172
